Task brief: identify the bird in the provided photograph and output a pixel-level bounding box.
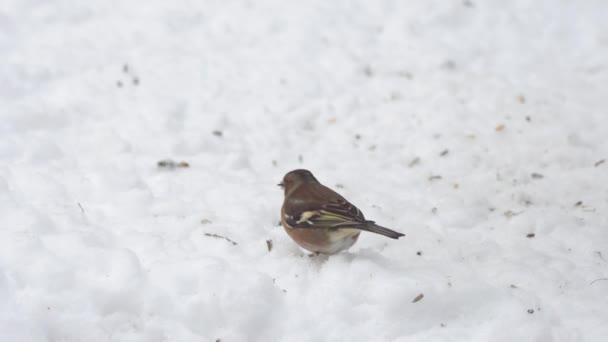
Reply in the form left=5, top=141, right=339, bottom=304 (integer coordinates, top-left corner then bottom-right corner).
left=278, top=169, right=405, bottom=255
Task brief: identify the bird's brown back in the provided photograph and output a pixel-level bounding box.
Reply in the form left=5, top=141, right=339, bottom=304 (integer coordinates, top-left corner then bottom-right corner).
left=283, top=181, right=365, bottom=221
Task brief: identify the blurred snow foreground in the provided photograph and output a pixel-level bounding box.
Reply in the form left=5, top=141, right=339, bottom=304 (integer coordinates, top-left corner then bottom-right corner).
left=1, top=0, right=607, bottom=341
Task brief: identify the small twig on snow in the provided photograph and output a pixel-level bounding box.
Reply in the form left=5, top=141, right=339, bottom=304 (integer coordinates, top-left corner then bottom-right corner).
left=589, top=278, right=608, bottom=286
left=204, top=233, right=237, bottom=246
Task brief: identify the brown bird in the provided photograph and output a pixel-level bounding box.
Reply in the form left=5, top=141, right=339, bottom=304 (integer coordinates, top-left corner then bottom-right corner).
left=279, top=169, right=405, bottom=254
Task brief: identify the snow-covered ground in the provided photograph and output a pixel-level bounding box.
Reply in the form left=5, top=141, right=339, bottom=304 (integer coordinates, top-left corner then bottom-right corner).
left=1, top=0, right=607, bottom=341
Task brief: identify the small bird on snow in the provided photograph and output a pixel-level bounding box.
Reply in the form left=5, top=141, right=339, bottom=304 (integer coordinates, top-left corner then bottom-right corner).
left=279, top=169, right=405, bottom=255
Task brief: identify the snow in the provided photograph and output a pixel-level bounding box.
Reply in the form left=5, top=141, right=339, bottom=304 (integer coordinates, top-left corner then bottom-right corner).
left=1, top=0, right=608, bottom=341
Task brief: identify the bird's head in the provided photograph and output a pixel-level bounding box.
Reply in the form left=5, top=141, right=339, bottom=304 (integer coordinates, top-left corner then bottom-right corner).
left=278, top=169, right=318, bottom=194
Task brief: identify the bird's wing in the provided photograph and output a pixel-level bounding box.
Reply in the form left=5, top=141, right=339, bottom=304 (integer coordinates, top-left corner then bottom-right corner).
left=322, top=199, right=365, bottom=222
left=284, top=196, right=368, bottom=230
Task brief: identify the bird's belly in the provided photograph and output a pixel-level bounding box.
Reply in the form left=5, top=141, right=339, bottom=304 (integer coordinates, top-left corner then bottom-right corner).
left=283, top=225, right=360, bottom=255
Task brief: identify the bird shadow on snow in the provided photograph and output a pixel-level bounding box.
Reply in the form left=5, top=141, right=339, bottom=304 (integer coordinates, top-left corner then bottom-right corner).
left=304, top=248, right=403, bottom=271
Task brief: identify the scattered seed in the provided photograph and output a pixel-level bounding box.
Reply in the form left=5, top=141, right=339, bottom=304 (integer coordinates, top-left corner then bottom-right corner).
left=298, top=154, right=303, bottom=163
left=575, top=201, right=583, bottom=207
left=440, top=149, right=449, bottom=157
left=428, top=175, right=442, bottom=181
left=408, top=157, right=420, bottom=168
left=595, top=159, right=605, bottom=167
left=335, top=183, right=344, bottom=189
left=212, top=130, right=223, bottom=137
left=517, top=95, right=526, bottom=103
left=525, top=116, right=531, bottom=122
left=453, top=183, right=459, bottom=189
left=595, top=251, right=604, bottom=261
left=157, top=160, right=172, bottom=168
left=266, top=239, right=273, bottom=252
left=531, top=173, right=544, bottom=179
left=368, top=145, right=377, bottom=151
left=431, top=207, right=438, bottom=214
left=116, top=81, right=123, bottom=88
left=495, top=124, right=505, bottom=132
left=363, top=65, right=374, bottom=77
left=526, top=233, right=535, bottom=238
left=527, top=309, right=534, bottom=314
left=503, top=210, right=521, bottom=218
left=355, top=134, right=362, bottom=140
left=201, top=219, right=212, bottom=224
left=272, top=160, right=277, bottom=167
left=416, top=251, right=422, bottom=256
left=412, top=293, right=424, bottom=303
left=123, top=64, right=129, bottom=73
left=510, top=284, right=518, bottom=288
left=157, top=159, right=190, bottom=169
left=132, top=77, right=139, bottom=86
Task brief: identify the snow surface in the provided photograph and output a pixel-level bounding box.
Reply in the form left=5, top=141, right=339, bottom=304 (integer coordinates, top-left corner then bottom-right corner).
left=1, top=0, right=608, bottom=341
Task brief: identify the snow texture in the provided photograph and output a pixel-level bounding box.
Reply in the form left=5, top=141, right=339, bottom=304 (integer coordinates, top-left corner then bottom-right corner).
left=1, top=0, right=607, bottom=341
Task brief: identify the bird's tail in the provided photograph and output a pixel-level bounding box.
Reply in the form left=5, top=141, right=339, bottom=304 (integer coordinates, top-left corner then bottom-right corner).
left=359, top=221, right=405, bottom=239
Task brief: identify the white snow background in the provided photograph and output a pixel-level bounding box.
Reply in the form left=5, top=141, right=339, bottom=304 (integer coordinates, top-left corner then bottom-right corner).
left=1, top=0, right=607, bottom=341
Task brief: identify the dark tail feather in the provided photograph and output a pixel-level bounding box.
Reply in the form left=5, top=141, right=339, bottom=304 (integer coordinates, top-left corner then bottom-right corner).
left=359, top=221, right=405, bottom=239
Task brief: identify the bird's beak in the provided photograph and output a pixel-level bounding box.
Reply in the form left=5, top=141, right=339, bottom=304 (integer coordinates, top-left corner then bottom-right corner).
left=277, top=181, right=284, bottom=188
